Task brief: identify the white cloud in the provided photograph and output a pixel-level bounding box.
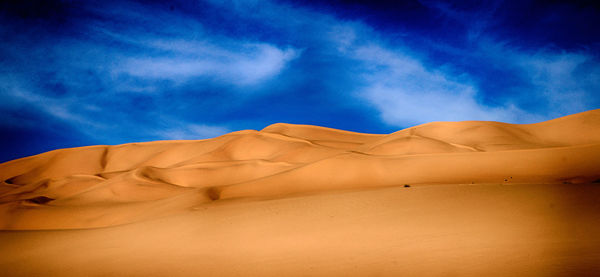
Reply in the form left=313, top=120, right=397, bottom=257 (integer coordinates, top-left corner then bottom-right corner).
left=115, top=41, right=299, bottom=87
left=347, top=44, right=523, bottom=126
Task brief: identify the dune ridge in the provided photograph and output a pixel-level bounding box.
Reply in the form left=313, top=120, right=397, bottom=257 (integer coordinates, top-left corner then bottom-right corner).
left=1, top=110, right=600, bottom=230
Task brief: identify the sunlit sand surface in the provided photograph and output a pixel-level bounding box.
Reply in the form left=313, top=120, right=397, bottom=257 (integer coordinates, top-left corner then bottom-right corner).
left=1, top=110, right=599, bottom=276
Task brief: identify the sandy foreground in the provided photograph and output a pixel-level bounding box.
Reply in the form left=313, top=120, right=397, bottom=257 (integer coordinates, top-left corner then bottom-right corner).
left=1, top=110, right=600, bottom=276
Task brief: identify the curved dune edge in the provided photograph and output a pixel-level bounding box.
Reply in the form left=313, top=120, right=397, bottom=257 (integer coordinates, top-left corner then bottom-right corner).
left=1, top=109, right=600, bottom=230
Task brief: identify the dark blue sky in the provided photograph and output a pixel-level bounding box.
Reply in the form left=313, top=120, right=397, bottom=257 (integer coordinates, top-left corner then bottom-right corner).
left=1, top=0, right=599, bottom=162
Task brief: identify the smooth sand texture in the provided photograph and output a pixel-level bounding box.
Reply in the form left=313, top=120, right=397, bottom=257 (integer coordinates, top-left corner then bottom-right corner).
left=1, top=110, right=600, bottom=276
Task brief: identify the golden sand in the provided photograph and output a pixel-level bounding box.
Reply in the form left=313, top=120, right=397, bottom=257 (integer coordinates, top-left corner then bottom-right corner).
left=1, top=110, right=599, bottom=275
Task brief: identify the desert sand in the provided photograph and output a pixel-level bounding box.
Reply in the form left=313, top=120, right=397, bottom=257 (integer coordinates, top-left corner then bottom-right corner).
left=1, top=110, right=600, bottom=276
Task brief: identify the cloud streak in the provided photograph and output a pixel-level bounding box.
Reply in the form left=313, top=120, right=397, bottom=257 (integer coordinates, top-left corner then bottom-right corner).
left=117, top=42, right=299, bottom=86
left=348, top=44, right=523, bottom=126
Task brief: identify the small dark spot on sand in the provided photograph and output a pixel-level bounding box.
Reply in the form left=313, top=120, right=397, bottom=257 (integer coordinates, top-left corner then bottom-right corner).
left=206, top=187, right=220, bottom=201
left=404, top=184, right=411, bottom=188
left=504, top=179, right=508, bottom=182
left=26, top=196, right=54, bottom=204
left=593, top=179, right=600, bottom=183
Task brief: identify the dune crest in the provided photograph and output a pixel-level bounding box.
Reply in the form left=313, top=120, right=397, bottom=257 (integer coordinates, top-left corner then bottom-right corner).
left=1, top=110, right=600, bottom=230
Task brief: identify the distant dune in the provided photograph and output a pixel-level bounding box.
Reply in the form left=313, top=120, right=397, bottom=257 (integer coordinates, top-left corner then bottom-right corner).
left=1, top=110, right=600, bottom=276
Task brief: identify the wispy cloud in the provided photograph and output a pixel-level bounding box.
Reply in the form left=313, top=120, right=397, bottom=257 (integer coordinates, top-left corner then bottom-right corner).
left=347, top=44, right=523, bottom=126
left=83, top=2, right=301, bottom=89
left=321, top=5, right=600, bottom=126
left=0, top=76, right=100, bottom=129
left=514, top=51, right=598, bottom=116
left=322, top=20, right=529, bottom=126
left=474, top=39, right=600, bottom=118
left=115, top=42, right=299, bottom=87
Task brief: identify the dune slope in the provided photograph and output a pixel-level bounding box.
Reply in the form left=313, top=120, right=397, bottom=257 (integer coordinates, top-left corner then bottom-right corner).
left=1, top=110, right=600, bottom=230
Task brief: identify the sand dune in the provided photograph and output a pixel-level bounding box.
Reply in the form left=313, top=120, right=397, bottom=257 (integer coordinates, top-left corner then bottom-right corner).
left=1, top=110, right=600, bottom=229
left=1, top=110, right=600, bottom=275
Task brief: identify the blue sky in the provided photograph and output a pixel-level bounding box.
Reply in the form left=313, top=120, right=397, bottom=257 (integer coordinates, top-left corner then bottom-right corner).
left=1, top=0, right=599, bottom=162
